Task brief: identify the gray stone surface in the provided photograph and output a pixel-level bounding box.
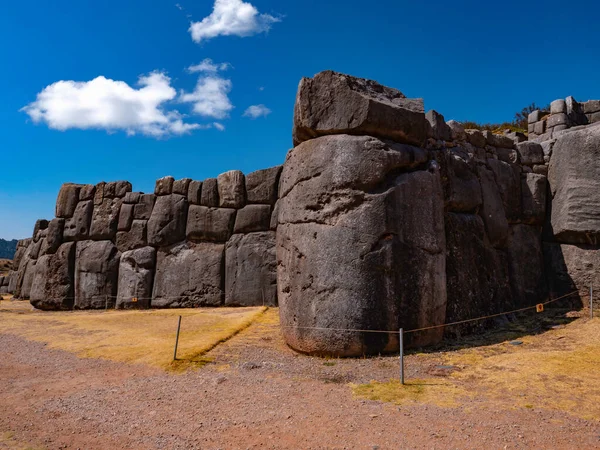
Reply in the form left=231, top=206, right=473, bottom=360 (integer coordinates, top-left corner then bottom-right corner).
left=426, top=110, right=452, bottom=141
left=186, top=205, right=236, bottom=242
left=217, top=170, right=246, bottom=209
left=118, top=203, right=134, bottom=232
left=133, top=194, right=156, bottom=220
left=79, top=184, right=96, bottom=201
left=516, top=142, right=544, bottom=166
left=245, top=166, right=282, bottom=205
left=152, top=242, right=224, bottom=308
left=55, top=184, right=82, bottom=218
left=486, top=159, right=521, bottom=223
left=548, top=125, right=600, bottom=244
left=465, top=129, right=486, bottom=148
left=270, top=200, right=280, bottom=231
left=278, top=135, right=444, bottom=356
left=74, top=240, right=120, bottom=309
left=124, top=192, right=141, bottom=204
left=233, top=205, right=271, bottom=234
left=30, top=242, right=75, bottom=311
left=200, top=178, right=219, bottom=207
left=147, top=194, right=188, bottom=247
left=547, top=113, right=568, bottom=128
left=551, top=99, right=567, bottom=114
left=522, top=173, right=547, bottom=225
left=116, top=220, right=148, bottom=252
left=63, top=200, right=93, bottom=241
left=483, top=131, right=514, bottom=149
left=444, top=213, right=512, bottom=335
left=116, top=247, right=156, bottom=309
left=225, top=232, right=277, bottom=306
left=507, top=225, right=546, bottom=307
left=89, top=197, right=123, bottom=240
left=293, top=71, right=428, bottom=147
left=583, top=100, right=600, bottom=114
left=477, top=166, right=509, bottom=248
left=188, top=180, right=203, bottom=205
left=528, top=110, right=541, bottom=123
left=534, top=120, right=546, bottom=136
left=544, top=243, right=600, bottom=306
left=155, top=176, right=174, bottom=196
left=441, top=152, right=482, bottom=213
left=173, top=178, right=192, bottom=195
left=446, top=120, right=466, bottom=141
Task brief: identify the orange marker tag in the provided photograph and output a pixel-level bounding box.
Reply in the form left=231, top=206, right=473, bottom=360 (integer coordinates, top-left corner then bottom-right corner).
left=132, top=297, right=138, bottom=303
left=536, top=304, right=544, bottom=313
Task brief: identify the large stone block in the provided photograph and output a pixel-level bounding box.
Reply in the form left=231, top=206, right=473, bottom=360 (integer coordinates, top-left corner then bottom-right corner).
left=133, top=194, right=156, bottom=220
left=245, top=166, right=282, bottom=205
left=544, top=243, right=600, bottom=307
left=200, top=178, right=219, bottom=207
left=426, top=110, right=452, bottom=141
left=30, top=242, right=75, bottom=311
left=147, top=194, right=188, bottom=247
left=79, top=184, right=96, bottom=201
left=292, top=71, right=428, bottom=147
left=155, top=176, right=174, bottom=196
left=477, top=166, right=509, bottom=248
left=233, top=205, right=271, bottom=234
left=116, top=219, right=148, bottom=252
left=89, top=197, right=123, bottom=240
left=507, top=225, right=546, bottom=307
left=521, top=173, right=547, bottom=225
left=486, top=159, right=521, bottom=223
left=116, top=247, right=156, bottom=309
left=186, top=205, right=236, bottom=242
left=63, top=200, right=93, bottom=241
left=55, top=184, right=82, bottom=218
left=548, top=125, right=600, bottom=244
left=278, top=135, right=445, bottom=356
left=118, top=203, right=134, bottom=232
left=217, top=170, right=246, bottom=209
left=152, top=242, right=224, bottom=308
left=440, top=151, right=482, bottom=213
left=444, top=213, right=512, bottom=336
left=74, top=240, right=120, bottom=309
left=188, top=180, right=203, bottom=205
left=46, top=218, right=65, bottom=254
left=225, top=232, right=277, bottom=306
left=516, top=142, right=544, bottom=166
left=173, top=178, right=192, bottom=195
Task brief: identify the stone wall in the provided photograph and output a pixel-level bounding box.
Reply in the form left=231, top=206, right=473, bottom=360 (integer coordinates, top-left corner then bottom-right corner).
left=8, top=70, right=599, bottom=357
left=10, top=169, right=281, bottom=310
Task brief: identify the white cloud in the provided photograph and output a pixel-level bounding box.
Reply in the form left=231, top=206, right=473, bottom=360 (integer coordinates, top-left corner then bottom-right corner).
left=21, top=72, right=202, bottom=137
left=180, top=75, right=233, bottom=119
left=187, top=58, right=231, bottom=73
left=213, top=122, right=225, bottom=131
left=175, top=3, right=183, bottom=10
left=189, top=0, right=280, bottom=43
left=243, top=104, right=271, bottom=119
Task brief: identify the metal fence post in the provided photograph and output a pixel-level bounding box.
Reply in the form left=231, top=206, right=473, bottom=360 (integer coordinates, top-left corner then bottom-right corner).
left=399, top=328, right=405, bottom=385
left=591, top=286, right=594, bottom=319
left=173, top=316, right=182, bottom=361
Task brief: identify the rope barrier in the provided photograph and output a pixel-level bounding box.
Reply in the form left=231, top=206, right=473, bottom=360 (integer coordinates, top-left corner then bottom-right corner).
left=280, top=290, right=585, bottom=335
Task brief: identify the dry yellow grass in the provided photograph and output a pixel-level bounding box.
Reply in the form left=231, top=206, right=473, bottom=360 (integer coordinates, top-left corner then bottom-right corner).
left=353, top=317, right=600, bottom=421
left=0, top=299, right=266, bottom=372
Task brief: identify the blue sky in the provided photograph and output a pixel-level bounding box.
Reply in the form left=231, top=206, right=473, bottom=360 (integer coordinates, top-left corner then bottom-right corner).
left=1, top=0, right=599, bottom=240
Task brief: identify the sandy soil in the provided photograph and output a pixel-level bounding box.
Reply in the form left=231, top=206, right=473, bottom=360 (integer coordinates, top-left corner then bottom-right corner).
left=0, top=306, right=599, bottom=449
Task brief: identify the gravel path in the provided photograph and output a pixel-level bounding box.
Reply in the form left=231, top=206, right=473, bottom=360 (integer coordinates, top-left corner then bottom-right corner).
left=1, top=316, right=599, bottom=449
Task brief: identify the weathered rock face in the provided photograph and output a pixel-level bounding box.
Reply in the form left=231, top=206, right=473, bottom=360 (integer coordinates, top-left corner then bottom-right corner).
left=444, top=213, right=512, bottom=335
left=74, top=240, right=120, bottom=309
left=63, top=200, right=93, bottom=241
left=147, top=194, right=188, bottom=247
left=90, top=197, right=123, bottom=240
left=548, top=125, right=600, bottom=244
left=233, top=205, right=271, bottom=234
left=56, top=184, right=82, bottom=218
left=544, top=243, right=599, bottom=307
left=507, top=225, right=547, bottom=307
left=30, top=243, right=75, bottom=311
left=245, top=166, right=282, bottom=205
left=218, top=170, right=246, bottom=209
left=187, top=205, right=236, bottom=242
left=293, top=71, right=428, bottom=147
left=477, top=166, right=509, bottom=248
left=152, top=242, right=224, bottom=308
left=225, top=232, right=277, bottom=306
left=277, top=134, right=445, bottom=356
left=116, top=247, right=156, bottom=309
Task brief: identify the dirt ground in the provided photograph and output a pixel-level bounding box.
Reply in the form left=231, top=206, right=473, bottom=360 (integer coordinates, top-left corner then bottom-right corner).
left=0, top=299, right=599, bottom=449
